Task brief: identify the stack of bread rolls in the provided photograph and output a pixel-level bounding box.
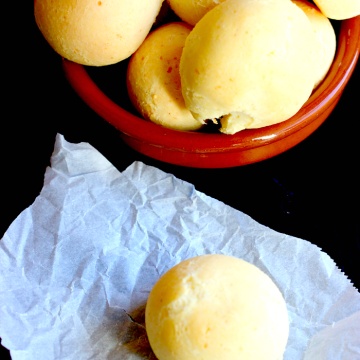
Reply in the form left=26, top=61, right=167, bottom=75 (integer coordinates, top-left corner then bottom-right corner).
left=34, top=0, right=359, bottom=131
left=126, top=0, right=350, bottom=134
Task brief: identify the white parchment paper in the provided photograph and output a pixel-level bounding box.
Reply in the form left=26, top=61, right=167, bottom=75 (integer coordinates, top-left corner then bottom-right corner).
left=0, top=134, right=359, bottom=360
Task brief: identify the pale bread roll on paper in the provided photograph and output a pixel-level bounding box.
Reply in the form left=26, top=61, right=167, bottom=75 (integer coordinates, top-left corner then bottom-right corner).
left=145, top=254, right=289, bottom=360
left=292, top=0, right=337, bottom=88
left=34, top=0, right=164, bottom=66
left=312, top=0, right=360, bottom=20
left=127, top=22, right=202, bottom=131
left=179, top=0, right=318, bottom=135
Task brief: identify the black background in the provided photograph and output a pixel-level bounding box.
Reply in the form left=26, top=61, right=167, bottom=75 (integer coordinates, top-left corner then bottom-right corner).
left=1, top=6, right=359, bottom=359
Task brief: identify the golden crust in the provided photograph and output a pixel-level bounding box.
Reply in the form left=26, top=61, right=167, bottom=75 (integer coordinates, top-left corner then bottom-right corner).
left=179, top=0, right=319, bottom=134
left=312, top=0, right=360, bottom=20
left=34, top=0, right=164, bottom=66
left=292, top=0, right=336, bottom=88
left=167, top=0, right=227, bottom=26
left=145, top=254, right=289, bottom=360
left=127, top=22, right=202, bottom=131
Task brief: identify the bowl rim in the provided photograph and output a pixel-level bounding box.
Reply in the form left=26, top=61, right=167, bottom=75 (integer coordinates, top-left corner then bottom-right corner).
left=63, top=15, right=360, bottom=154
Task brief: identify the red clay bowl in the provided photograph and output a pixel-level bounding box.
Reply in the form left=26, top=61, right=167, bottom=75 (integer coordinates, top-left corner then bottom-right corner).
left=63, top=15, right=360, bottom=168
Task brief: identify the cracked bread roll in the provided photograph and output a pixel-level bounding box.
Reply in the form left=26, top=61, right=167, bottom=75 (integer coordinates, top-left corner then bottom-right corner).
left=145, top=254, right=289, bottom=360
left=34, top=0, right=164, bottom=66
left=179, top=0, right=318, bottom=135
left=127, top=22, right=203, bottom=131
left=292, top=0, right=336, bottom=89
left=312, top=0, right=360, bottom=20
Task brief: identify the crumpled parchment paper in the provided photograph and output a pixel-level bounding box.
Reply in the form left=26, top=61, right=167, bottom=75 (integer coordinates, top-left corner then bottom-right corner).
left=0, top=134, right=359, bottom=360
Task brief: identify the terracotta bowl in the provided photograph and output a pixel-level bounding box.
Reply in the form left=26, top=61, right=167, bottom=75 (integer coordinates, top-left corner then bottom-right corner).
left=63, top=15, right=360, bottom=168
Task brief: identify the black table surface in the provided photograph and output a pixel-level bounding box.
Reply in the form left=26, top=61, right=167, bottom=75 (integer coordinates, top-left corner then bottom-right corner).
left=1, top=13, right=359, bottom=359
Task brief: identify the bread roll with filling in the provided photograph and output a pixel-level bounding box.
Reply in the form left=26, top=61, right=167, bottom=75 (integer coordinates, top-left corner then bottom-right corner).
left=179, top=0, right=318, bottom=135
left=145, top=254, right=289, bottom=360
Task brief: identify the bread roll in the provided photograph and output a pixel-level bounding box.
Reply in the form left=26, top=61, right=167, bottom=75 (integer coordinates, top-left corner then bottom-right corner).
left=34, top=0, right=164, bottom=66
left=179, top=0, right=318, bottom=135
left=312, top=0, right=360, bottom=20
left=127, top=22, right=203, bottom=131
left=167, top=0, right=227, bottom=26
left=145, top=254, right=289, bottom=360
left=292, top=0, right=336, bottom=89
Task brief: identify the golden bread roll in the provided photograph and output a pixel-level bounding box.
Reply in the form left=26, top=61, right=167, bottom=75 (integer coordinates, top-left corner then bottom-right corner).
left=34, top=0, right=164, bottom=66
left=145, top=254, right=289, bottom=360
left=292, top=0, right=336, bottom=89
left=312, top=0, right=360, bottom=20
left=166, top=0, right=227, bottom=26
left=127, top=22, right=203, bottom=131
left=179, top=0, right=318, bottom=135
